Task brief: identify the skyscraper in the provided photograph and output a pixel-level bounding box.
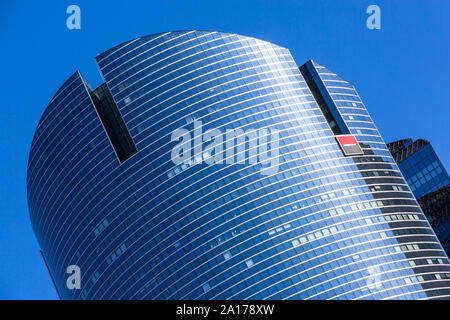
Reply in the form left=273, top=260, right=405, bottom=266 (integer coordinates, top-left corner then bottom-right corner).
left=27, top=31, right=450, bottom=300
left=387, top=139, right=450, bottom=256
left=387, top=139, right=449, bottom=199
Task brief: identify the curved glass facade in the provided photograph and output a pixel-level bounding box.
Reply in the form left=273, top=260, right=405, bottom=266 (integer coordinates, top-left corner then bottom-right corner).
left=27, top=31, right=450, bottom=300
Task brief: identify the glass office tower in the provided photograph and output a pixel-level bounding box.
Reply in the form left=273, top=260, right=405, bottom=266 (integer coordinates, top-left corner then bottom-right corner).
left=388, top=139, right=450, bottom=256
left=27, top=31, right=450, bottom=300
left=387, top=139, right=449, bottom=199
left=417, top=187, right=450, bottom=257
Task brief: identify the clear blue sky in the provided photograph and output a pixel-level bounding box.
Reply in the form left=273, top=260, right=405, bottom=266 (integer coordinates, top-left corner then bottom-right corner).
left=0, top=0, right=448, bottom=299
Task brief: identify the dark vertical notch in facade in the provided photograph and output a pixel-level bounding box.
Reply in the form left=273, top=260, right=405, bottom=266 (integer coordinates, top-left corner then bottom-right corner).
left=90, top=83, right=137, bottom=163
left=299, top=60, right=350, bottom=135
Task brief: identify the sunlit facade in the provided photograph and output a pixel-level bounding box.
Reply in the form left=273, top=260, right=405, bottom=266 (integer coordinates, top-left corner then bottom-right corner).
left=27, top=31, right=450, bottom=300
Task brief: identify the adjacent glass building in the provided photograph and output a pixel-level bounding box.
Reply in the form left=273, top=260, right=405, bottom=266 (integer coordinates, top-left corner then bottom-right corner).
left=27, top=31, right=450, bottom=300
left=387, top=139, right=449, bottom=199
left=387, top=139, right=450, bottom=256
